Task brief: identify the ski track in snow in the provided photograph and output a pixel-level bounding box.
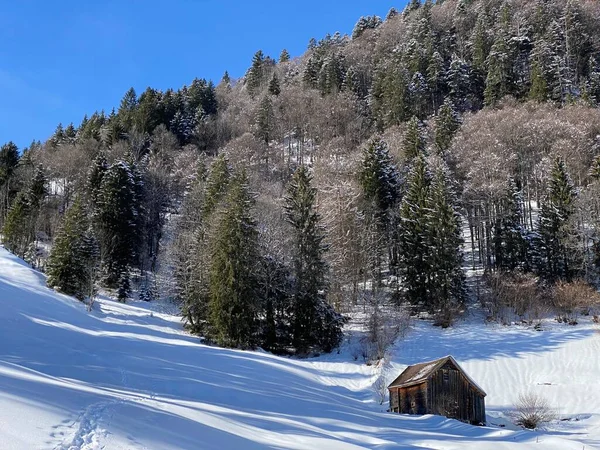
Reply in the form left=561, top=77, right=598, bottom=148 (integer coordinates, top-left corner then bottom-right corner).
left=1, top=246, right=599, bottom=449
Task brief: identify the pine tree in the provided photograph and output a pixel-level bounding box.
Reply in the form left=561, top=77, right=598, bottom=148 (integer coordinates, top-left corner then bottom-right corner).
left=0, top=142, right=19, bottom=222
left=203, top=155, right=232, bottom=218
left=471, top=13, right=490, bottom=73
left=535, top=158, right=578, bottom=282
left=95, top=161, right=141, bottom=287
left=221, top=71, right=231, bottom=88
left=246, top=50, right=265, bottom=98
left=358, top=138, right=400, bottom=213
left=403, top=116, right=426, bottom=160
left=398, top=155, right=431, bottom=306
left=209, top=172, right=260, bottom=348
left=303, top=56, right=320, bottom=89
left=2, top=167, right=47, bottom=258
left=493, top=179, right=529, bottom=272
left=484, top=11, right=515, bottom=106
left=285, top=166, right=341, bottom=353
left=434, top=98, right=461, bottom=154
left=117, top=87, right=138, bottom=131
left=447, top=56, right=476, bottom=111
left=279, top=49, right=291, bottom=63
left=427, top=167, right=466, bottom=316
left=117, top=271, right=131, bottom=302
left=529, top=59, right=549, bottom=101
left=46, top=198, right=98, bottom=300
left=358, top=138, right=400, bottom=284
left=427, top=51, right=446, bottom=112
left=587, top=57, right=600, bottom=105
left=268, top=73, right=281, bottom=96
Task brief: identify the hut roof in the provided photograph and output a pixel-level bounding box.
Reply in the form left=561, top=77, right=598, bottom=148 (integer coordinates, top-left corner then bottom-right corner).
left=387, top=355, right=486, bottom=396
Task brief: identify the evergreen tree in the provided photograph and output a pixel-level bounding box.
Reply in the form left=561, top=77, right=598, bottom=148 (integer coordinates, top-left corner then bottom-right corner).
left=427, top=167, right=466, bottom=314
left=254, top=95, right=275, bottom=145
left=246, top=50, right=265, bottom=98
left=203, top=155, right=232, bottom=218
left=95, top=161, right=141, bottom=287
left=209, top=172, right=260, bottom=348
left=303, top=56, right=320, bottom=89
left=493, top=179, right=529, bottom=272
left=0, top=142, right=19, bottom=222
left=285, top=166, right=341, bottom=353
left=221, top=71, right=231, bottom=88
left=587, top=57, right=600, bottom=105
left=117, top=271, right=131, bottom=302
left=434, top=98, right=461, bottom=154
left=279, top=49, right=291, bottom=63
left=484, top=10, right=515, bottom=106
left=268, top=73, right=281, bottom=96
left=535, top=158, right=578, bottom=282
left=358, top=138, right=400, bottom=284
left=447, top=56, right=476, bottom=111
left=427, top=51, right=446, bottom=111
left=358, top=138, right=400, bottom=213
left=318, top=54, right=345, bottom=95
left=117, top=87, right=138, bottom=131
left=398, top=155, right=431, bottom=306
left=471, top=13, right=490, bottom=73
left=529, top=59, right=549, bottom=101
left=46, top=198, right=98, bottom=300
left=3, top=167, right=47, bottom=258
left=403, top=116, right=426, bottom=160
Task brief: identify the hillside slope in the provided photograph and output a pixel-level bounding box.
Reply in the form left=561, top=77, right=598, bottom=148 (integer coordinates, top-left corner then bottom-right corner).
left=0, top=246, right=597, bottom=450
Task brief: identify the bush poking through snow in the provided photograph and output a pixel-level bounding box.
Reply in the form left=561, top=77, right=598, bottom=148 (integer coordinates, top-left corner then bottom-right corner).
left=551, top=280, right=600, bottom=324
left=513, top=393, right=556, bottom=429
left=482, top=273, right=546, bottom=325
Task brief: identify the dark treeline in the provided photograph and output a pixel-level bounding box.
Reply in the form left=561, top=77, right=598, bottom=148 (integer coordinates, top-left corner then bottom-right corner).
left=2, top=0, right=600, bottom=353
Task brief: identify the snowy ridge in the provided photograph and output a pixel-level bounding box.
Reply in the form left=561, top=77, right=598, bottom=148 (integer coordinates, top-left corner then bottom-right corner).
left=0, top=247, right=598, bottom=449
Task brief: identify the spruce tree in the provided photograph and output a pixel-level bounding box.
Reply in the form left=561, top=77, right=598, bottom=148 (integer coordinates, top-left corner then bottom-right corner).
left=285, top=166, right=341, bottom=353
left=434, top=98, right=461, bottom=154
left=529, top=60, right=549, bottom=101
left=95, top=161, right=140, bottom=287
left=403, top=116, right=426, bottom=160
left=268, top=73, right=281, bottom=96
left=46, top=198, right=98, bottom=300
left=535, top=158, right=578, bottom=282
left=398, top=155, right=431, bottom=307
left=246, top=50, right=265, bottom=98
left=202, top=155, right=231, bottom=218
left=427, top=167, right=466, bottom=315
left=0, top=142, right=20, bottom=222
left=493, top=179, right=529, bottom=272
left=484, top=10, right=515, bottom=106
left=3, top=167, right=47, bottom=258
left=209, top=172, right=260, bottom=348
left=279, top=49, right=291, bottom=63
left=358, top=138, right=399, bottom=213
left=358, top=138, right=400, bottom=284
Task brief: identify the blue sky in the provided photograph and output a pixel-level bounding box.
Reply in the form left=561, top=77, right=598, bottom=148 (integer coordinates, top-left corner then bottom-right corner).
left=0, top=1, right=401, bottom=149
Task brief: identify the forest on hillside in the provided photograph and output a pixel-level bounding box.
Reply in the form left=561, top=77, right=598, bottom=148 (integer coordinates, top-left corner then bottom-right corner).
left=1, top=0, right=600, bottom=356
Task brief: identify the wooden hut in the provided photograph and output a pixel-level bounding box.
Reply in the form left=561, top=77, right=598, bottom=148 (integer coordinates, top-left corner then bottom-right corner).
left=388, top=355, right=486, bottom=425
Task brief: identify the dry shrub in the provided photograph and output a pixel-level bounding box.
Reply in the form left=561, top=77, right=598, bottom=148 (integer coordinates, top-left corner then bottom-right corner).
left=482, top=273, right=546, bottom=325
left=361, top=295, right=410, bottom=365
left=552, top=280, right=600, bottom=324
left=513, top=393, right=556, bottom=429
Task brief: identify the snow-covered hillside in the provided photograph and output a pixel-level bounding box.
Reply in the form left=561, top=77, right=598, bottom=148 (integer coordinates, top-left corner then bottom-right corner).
left=0, top=246, right=598, bottom=450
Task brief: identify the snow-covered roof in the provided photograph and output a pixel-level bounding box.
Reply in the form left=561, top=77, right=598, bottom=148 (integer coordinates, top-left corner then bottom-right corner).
left=387, top=355, right=486, bottom=396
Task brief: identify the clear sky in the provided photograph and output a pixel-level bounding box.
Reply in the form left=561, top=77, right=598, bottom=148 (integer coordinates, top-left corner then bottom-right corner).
left=0, top=1, right=401, bottom=150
